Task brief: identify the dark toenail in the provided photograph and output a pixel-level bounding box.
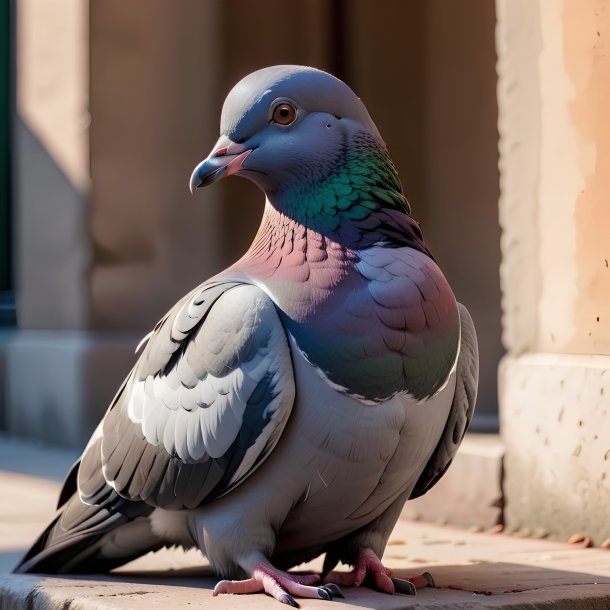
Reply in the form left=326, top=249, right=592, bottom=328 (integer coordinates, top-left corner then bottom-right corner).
left=317, top=587, right=331, bottom=600
left=280, top=593, right=299, bottom=607
left=391, top=577, right=417, bottom=596
left=322, top=583, right=344, bottom=598
left=422, top=571, right=435, bottom=588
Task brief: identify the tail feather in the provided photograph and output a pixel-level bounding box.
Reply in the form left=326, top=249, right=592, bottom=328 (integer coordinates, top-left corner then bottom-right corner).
left=14, top=490, right=159, bottom=574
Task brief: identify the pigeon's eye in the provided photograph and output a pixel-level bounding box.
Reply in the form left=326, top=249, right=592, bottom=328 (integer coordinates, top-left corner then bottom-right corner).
left=271, top=103, right=297, bottom=126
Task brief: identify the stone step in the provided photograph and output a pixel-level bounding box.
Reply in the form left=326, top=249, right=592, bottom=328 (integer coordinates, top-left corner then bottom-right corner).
left=1, top=435, right=609, bottom=609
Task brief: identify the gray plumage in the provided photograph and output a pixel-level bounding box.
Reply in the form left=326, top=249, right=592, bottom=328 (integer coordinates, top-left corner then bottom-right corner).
left=16, top=65, right=478, bottom=604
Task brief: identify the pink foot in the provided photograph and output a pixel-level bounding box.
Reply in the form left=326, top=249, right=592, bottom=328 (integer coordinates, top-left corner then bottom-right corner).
left=214, top=564, right=343, bottom=607
left=324, top=548, right=434, bottom=596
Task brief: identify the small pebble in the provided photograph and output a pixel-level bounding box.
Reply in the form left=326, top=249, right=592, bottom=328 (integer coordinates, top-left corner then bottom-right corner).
left=600, top=538, right=610, bottom=549
left=567, top=534, right=593, bottom=547
left=469, top=525, right=484, bottom=533
left=489, top=524, right=504, bottom=535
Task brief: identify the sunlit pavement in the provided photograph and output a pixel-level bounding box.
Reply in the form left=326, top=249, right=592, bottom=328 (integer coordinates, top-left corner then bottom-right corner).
left=1, top=435, right=609, bottom=609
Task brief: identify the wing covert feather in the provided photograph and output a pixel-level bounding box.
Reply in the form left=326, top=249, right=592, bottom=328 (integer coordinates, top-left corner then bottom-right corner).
left=77, top=281, right=295, bottom=511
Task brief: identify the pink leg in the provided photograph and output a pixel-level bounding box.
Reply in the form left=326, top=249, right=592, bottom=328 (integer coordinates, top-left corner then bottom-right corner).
left=214, top=564, right=343, bottom=607
left=324, top=548, right=434, bottom=596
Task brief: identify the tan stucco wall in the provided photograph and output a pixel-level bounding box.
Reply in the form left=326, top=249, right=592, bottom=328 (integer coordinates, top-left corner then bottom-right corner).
left=537, top=0, right=610, bottom=355
left=496, top=0, right=542, bottom=355
left=500, top=0, right=610, bottom=356
left=564, top=0, right=610, bottom=354
left=14, top=0, right=89, bottom=329
left=87, top=0, right=336, bottom=331
left=88, top=0, right=225, bottom=331
left=17, top=0, right=89, bottom=192
left=497, top=0, right=610, bottom=544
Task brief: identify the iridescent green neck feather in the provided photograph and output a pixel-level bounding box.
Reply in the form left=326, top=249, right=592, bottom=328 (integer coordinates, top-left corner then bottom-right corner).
left=271, top=132, right=418, bottom=249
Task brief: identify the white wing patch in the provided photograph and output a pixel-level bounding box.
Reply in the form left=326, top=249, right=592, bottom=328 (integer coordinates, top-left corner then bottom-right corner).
left=121, top=283, right=294, bottom=487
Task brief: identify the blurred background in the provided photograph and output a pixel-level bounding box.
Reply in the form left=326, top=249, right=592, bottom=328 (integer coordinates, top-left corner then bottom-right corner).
left=0, top=0, right=502, bottom=441
left=1, top=0, right=608, bottom=545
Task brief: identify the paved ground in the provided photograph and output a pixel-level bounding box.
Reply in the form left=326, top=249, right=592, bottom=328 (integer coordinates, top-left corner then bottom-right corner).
left=1, top=434, right=609, bottom=609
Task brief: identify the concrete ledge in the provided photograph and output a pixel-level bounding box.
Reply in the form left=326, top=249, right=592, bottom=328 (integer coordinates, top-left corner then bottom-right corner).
left=2, top=436, right=609, bottom=609
left=500, top=353, right=610, bottom=545
left=2, top=524, right=609, bottom=609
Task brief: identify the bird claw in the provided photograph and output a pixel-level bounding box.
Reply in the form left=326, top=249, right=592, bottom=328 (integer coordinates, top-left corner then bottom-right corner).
left=390, top=577, right=417, bottom=595
left=280, top=593, right=299, bottom=607
left=390, top=571, right=435, bottom=596
left=317, top=587, right=331, bottom=601
left=324, top=548, right=435, bottom=597
left=214, top=564, right=336, bottom=605
left=422, top=571, right=435, bottom=588
left=320, top=583, right=345, bottom=599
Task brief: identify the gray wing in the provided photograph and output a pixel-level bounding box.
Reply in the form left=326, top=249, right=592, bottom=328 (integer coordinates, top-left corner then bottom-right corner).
left=409, top=302, right=479, bottom=499
left=79, top=280, right=296, bottom=510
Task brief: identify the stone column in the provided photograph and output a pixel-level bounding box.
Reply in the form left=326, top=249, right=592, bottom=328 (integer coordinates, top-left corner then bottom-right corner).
left=497, top=0, right=610, bottom=544
left=14, top=0, right=89, bottom=330
left=5, top=0, right=337, bottom=447
left=6, top=0, right=95, bottom=446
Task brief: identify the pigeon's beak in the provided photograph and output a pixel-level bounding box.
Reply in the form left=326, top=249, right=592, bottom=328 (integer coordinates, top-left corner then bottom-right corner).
left=189, top=139, right=253, bottom=194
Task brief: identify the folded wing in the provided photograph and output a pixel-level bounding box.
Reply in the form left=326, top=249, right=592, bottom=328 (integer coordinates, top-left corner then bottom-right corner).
left=81, top=281, right=296, bottom=510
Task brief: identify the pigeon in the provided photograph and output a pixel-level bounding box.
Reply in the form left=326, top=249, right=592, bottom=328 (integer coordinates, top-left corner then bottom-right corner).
left=15, top=65, right=478, bottom=606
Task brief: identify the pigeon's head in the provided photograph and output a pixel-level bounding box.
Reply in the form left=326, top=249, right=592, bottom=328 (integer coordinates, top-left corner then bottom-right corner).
left=190, top=66, right=381, bottom=193
left=190, top=65, right=411, bottom=238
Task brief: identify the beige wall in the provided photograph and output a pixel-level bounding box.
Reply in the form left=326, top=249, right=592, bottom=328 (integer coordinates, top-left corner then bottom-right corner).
left=543, top=0, right=610, bottom=355
left=88, top=0, right=337, bottom=331
left=497, top=0, right=610, bottom=545
left=14, top=0, right=89, bottom=329
left=500, top=0, right=610, bottom=357
left=89, top=0, right=225, bottom=331
left=496, top=0, right=542, bottom=355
